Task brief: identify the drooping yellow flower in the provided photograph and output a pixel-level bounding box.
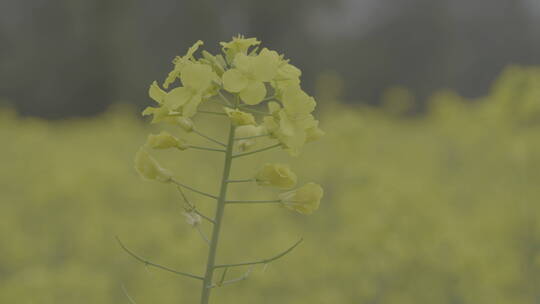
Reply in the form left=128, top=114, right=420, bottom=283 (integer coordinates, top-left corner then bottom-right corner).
left=224, top=108, right=256, bottom=126
left=222, top=48, right=281, bottom=105
left=263, top=110, right=318, bottom=156
left=146, top=131, right=188, bottom=150
left=134, top=149, right=173, bottom=183
left=263, top=85, right=322, bottom=156
left=255, top=163, right=297, bottom=189
left=272, top=59, right=302, bottom=92
left=279, top=183, right=323, bottom=215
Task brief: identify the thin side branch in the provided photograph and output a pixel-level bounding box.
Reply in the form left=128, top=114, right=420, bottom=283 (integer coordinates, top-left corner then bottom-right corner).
left=237, top=105, right=270, bottom=115
left=196, top=226, right=210, bottom=246
left=176, top=187, right=215, bottom=224
left=225, top=199, right=281, bottom=204
left=209, top=97, right=229, bottom=107
left=218, top=91, right=233, bottom=106
left=234, top=134, right=269, bottom=141
left=232, top=143, right=281, bottom=158
left=209, top=266, right=253, bottom=288
left=261, top=95, right=276, bottom=102
left=121, top=284, right=138, bottom=304
left=226, top=178, right=255, bottom=184
left=214, top=238, right=303, bottom=269
left=116, top=236, right=204, bottom=280
left=218, top=267, right=229, bottom=286
left=188, top=145, right=226, bottom=153
left=198, top=110, right=228, bottom=116
left=172, top=179, right=219, bottom=200
left=193, top=129, right=226, bottom=147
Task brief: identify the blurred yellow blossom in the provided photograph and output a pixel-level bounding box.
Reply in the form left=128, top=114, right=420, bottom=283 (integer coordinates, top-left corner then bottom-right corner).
left=255, top=163, right=297, bottom=189
left=146, top=131, right=188, bottom=150
left=134, top=149, right=173, bottom=183
left=279, top=183, right=323, bottom=214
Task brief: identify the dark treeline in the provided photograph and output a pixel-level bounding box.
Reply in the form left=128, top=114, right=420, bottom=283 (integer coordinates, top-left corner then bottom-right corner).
left=0, top=0, right=539, bottom=118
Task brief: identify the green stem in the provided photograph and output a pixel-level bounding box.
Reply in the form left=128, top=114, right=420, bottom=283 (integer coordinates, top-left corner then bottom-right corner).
left=116, top=237, right=204, bottom=280
left=218, top=91, right=233, bottom=106
left=234, top=134, right=269, bottom=141
left=200, top=123, right=236, bottom=304
left=171, top=180, right=218, bottom=200
left=226, top=199, right=281, bottom=204
left=214, top=238, right=303, bottom=269
left=176, top=186, right=216, bottom=224
left=237, top=106, right=270, bottom=115
left=232, top=143, right=281, bottom=158
left=188, top=145, right=226, bottom=153
left=193, top=129, right=226, bottom=147
left=226, top=178, right=255, bottom=183
left=198, top=110, right=227, bottom=116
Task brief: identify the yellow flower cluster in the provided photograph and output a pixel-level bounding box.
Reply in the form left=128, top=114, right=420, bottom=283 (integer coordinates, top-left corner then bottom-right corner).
left=140, top=35, right=323, bottom=156
left=136, top=35, right=324, bottom=215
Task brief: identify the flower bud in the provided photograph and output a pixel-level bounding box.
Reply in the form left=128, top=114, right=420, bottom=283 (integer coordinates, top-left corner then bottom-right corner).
left=176, top=117, right=194, bottom=132
left=146, top=131, right=188, bottom=150
left=278, top=183, right=323, bottom=214
left=224, top=108, right=256, bottom=126
left=255, top=163, right=297, bottom=189
left=134, top=149, right=173, bottom=183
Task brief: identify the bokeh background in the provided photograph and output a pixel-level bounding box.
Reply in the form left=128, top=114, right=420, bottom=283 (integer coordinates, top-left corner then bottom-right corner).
left=1, top=0, right=540, bottom=303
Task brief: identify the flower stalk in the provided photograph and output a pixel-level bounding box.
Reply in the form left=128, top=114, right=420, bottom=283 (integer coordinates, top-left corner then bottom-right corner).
left=199, top=122, right=236, bottom=303
left=125, top=36, right=324, bottom=304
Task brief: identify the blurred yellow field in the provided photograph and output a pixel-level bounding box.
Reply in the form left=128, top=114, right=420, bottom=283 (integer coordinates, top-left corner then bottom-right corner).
left=1, top=66, right=540, bottom=303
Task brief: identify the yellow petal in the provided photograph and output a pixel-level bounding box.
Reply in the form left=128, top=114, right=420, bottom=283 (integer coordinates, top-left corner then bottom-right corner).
left=222, top=69, right=249, bottom=93
left=255, top=163, right=297, bottom=189
left=182, top=94, right=203, bottom=118
left=134, top=149, right=172, bottom=183
left=164, top=87, right=193, bottom=110
left=279, top=183, right=323, bottom=214
left=251, top=48, right=280, bottom=82
left=146, top=131, right=187, bottom=150
left=224, top=108, right=256, bottom=126
left=240, top=81, right=266, bottom=105
left=180, top=63, right=217, bottom=92
left=149, top=81, right=166, bottom=104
